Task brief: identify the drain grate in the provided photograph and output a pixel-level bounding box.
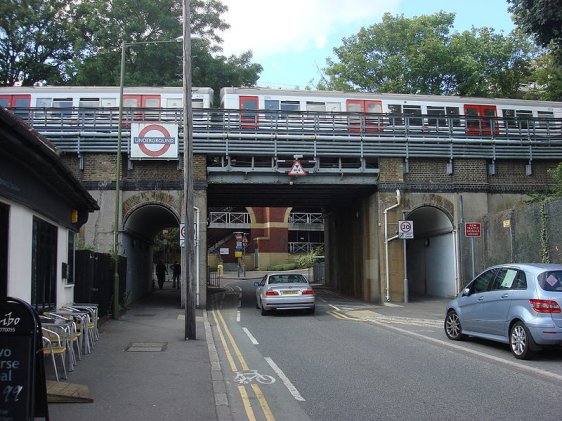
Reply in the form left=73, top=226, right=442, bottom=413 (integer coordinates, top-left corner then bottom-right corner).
left=133, top=313, right=156, bottom=317
left=125, top=342, right=167, bottom=352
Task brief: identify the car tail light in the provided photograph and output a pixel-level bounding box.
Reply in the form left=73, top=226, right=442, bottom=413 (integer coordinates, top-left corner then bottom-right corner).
left=529, top=299, right=561, bottom=313
left=302, top=289, right=314, bottom=295
left=265, top=290, right=279, bottom=296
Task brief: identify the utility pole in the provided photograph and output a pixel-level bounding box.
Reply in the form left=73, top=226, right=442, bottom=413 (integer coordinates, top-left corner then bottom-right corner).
left=183, top=0, right=196, bottom=340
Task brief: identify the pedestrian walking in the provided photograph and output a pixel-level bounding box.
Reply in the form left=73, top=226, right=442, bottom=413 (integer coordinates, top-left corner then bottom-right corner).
left=172, top=261, right=181, bottom=288
left=156, top=260, right=167, bottom=289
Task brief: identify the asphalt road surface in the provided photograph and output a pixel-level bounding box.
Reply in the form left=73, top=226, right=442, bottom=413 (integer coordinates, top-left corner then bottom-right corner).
left=208, top=278, right=562, bottom=421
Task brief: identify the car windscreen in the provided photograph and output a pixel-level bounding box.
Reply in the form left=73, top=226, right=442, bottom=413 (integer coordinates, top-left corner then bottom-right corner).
left=537, top=271, right=562, bottom=292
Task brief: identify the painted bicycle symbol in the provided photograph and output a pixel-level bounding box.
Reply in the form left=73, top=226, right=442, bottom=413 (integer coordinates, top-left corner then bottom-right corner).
left=233, top=370, right=275, bottom=385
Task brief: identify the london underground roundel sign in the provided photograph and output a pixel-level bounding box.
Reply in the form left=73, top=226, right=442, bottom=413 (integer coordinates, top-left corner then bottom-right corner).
left=130, top=123, right=179, bottom=159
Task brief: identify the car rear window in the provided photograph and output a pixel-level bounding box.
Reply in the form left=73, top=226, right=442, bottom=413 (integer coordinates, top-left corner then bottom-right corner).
left=269, top=275, right=307, bottom=284
left=537, top=271, right=562, bottom=292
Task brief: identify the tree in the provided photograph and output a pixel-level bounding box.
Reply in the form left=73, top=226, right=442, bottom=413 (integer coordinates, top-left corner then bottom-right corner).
left=450, top=28, right=537, bottom=97
left=508, top=0, right=562, bottom=50
left=323, top=12, right=458, bottom=95
left=321, top=12, right=538, bottom=98
left=524, top=51, right=562, bottom=101
left=0, top=0, right=74, bottom=86
left=68, top=0, right=261, bottom=91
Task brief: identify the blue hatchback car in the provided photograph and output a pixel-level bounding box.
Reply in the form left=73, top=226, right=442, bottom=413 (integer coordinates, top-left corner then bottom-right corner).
left=444, top=263, right=562, bottom=359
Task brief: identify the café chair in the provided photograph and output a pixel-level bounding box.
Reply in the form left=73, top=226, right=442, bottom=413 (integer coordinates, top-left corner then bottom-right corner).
left=42, top=327, right=68, bottom=381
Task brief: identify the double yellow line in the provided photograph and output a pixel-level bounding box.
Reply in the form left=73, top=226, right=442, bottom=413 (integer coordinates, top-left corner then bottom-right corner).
left=211, top=308, right=275, bottom=421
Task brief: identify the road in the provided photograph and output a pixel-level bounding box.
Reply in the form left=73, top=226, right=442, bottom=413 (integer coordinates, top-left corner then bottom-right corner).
left=207, top=277, right=562, bottom=421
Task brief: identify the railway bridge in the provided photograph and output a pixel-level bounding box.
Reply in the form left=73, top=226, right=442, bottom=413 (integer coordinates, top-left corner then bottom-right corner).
left=21, top=107, right=562, bottom=307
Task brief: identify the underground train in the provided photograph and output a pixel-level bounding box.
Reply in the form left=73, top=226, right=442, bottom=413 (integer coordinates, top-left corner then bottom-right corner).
left=1, top=85, right=561, bottom=134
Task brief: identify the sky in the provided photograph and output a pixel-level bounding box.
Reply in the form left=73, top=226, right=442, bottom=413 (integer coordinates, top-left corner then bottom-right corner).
left=219, top=0, right=517, bottom=89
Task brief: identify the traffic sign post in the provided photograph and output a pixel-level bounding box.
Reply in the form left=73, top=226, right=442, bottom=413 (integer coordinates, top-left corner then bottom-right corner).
left=465, top=222, right=482, bottom=278
left=398, top=220, right=414, bottom=239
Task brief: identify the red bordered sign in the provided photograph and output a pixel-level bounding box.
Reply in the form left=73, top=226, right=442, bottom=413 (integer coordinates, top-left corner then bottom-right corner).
left=130, top=123, right=179, bottom=159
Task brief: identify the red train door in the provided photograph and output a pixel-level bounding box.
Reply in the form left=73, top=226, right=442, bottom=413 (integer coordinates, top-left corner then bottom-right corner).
left=0, top=94, right=31, bottom=108
left=464, top=104, right=497, bottom=135
left=346, top=99, right=383, bottom=131
left=123, top=94, right=161, bottom=121
left=240, top=96, right=259, bottom=129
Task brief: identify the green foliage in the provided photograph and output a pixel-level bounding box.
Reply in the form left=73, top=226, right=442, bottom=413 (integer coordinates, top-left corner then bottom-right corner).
left=266, top=263, right=299, bottom=271
left=523, top=51, right=562, bottom=101
left=1, top=0, right=261, bottom=91
left=295, top=246, right=324, bottom=269
left=67, top=0, right=261, bottom=93
left=321, top=12, right=538, bottom=98
left=508, top=0, right=562, bottom=50
left=0, top=0, right=75, bottom=86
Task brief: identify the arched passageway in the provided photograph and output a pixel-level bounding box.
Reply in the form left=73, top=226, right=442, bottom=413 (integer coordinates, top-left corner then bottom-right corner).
left=406, top=206, right=457, bottom=299
left=122, top=203, right=181, bottom=305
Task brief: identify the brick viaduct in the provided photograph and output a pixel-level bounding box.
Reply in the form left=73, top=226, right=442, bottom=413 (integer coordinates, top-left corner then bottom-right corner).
left=57, top=149, right=558, bottom=308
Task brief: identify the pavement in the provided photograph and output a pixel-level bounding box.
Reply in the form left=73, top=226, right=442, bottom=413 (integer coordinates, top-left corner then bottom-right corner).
left=45, top=271, right=449, bottom=421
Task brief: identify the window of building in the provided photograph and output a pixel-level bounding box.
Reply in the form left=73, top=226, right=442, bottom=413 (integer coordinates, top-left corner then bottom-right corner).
left=66, top=231, right=75, bottom=285
left=31, top=217, right=58, bottom=312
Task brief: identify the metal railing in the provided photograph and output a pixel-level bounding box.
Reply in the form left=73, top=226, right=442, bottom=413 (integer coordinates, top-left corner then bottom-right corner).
left=288, top=242, right=324, bottom=254
left=289, top=213, right=324, bottom=224
left=8, top=107, right=562, bottom=161
left=208, top=212, right=250, bottom=225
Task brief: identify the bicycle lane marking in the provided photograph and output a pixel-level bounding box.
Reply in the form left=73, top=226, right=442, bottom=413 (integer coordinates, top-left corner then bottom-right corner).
left=213, top=308, right=275, bottom=421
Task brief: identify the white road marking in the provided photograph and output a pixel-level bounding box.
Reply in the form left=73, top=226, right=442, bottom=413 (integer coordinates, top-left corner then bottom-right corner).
left=237, top=310, right=241, bottom=322
left=372, top=320, right=562, bottom=383
left=265, top=357, right=305, bottom=402
left=242, top=327, right=259, bottom=345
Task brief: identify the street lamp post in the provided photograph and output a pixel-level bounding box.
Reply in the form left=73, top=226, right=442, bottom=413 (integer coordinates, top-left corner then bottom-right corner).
left=112, top=37, right=182, bottom=320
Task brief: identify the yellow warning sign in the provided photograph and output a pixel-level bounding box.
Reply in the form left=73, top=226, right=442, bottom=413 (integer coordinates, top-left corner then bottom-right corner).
left=288, top=160, right=307, bottom=176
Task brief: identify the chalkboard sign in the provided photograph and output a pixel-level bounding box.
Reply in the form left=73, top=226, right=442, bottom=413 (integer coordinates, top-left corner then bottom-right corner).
left=0, top=297, right=48, bottom=421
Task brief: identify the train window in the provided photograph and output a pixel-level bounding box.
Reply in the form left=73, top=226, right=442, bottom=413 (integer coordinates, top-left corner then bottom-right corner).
left=123, top=97, right=139, bottom=107
left=306, top=102, right=326, bottom=112
left=427, top=106, right=446, bottom=127
left=517, top=110, right=533, bottom=129
left=366, top=102, right=382, bottom=113
left=192, top=98, right=204, bottom=109
left=166, top=98, right=183, bottom=108
left=36, top=98, right=52, bottom=108
left=388, top=104, right=403, bottom=125
left=281, top=101, right=299, bottom=111
left=265, top=100, right=279, bottom=110
left=403, top=105, right=422, bottom=126
left=144, top=98, right=159, bottom=108
left=0, top=98, right=8, bottom=107
left=537, top=111, right=555, bottom=129
left=53, top=98, right=73, bottom=118
left=79, top=98, right=100, bottom=108
left=446, top=107, right=461, bottom=127
left=502, top=109, right=516, bottom=128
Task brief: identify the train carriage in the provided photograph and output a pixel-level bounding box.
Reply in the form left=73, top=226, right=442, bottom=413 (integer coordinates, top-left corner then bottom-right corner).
left=220, top=87, right=562, bottom=137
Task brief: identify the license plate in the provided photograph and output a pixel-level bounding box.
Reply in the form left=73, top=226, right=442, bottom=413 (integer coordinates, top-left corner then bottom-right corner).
left=282, top=290, right=299, bottom=295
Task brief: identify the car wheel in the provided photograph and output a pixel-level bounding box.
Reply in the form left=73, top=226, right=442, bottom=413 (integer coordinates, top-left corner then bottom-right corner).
left=260, top=300, right=269, bottom=316
left=444, top=310, right=466, bottom=341
left=510, top=321, right=536, bottom=360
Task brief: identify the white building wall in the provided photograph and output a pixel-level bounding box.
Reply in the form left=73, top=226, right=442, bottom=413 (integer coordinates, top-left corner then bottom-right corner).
left=4, top=198, right=74, bottom=307
left=7, top=200, right=32, bottom=300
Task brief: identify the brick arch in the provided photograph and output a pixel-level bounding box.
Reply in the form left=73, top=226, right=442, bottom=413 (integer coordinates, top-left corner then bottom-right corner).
left=122, top=191, right=181, bottom=226
left=405, top=194, right=454, bottom=224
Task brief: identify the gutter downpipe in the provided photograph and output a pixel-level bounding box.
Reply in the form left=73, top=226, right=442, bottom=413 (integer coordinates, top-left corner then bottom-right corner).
left=384, top=189, right=401, bottom=302
left=194, top=206, right=200, bottom=307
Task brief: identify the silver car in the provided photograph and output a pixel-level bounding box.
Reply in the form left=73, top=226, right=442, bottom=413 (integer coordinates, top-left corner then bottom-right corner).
left=255, top=273, right=315, bottom=315
left=445, top=263, right=562, bottom=359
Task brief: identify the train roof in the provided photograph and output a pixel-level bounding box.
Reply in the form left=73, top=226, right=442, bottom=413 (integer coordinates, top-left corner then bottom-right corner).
left=220, top=86, right=562, bottom=108
left=0, top=86, right=214, bottom=95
